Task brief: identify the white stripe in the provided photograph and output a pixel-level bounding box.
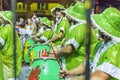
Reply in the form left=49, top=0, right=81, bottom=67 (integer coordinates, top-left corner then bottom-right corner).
left=40, top=36, right=47, bottom=42
left=0, top=37, right=5, bottom=46
left=60, top=27, right=64, bottom=32
left=97, top=62, right=120, bottom=79
left=66, top=38, right=79, bottom=50
left=8, top=78, right=18, bottom=80
left=92, top=40, right=118, bottom=73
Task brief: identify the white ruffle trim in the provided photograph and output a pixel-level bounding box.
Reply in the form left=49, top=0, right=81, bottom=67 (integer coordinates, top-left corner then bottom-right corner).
left=97, top=62, right=120, bottom=79
left=91, top=14, right=120, bottom=42
left=8, top=78, right=18, bottom=80
left=0, top=37, right=5, bottom=46
left=66, top=38, right=79, bottom=50
left=40, top=36, right=47, bottom=42
left=64, top=10, right=86, bottom=23
left=60, top=27, right=64, bottom=32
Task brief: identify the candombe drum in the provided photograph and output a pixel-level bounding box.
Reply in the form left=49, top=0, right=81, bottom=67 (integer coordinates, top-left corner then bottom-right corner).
left=23, top=39, right=35, bottom=63
left=28, top=44, right=61, bottom=80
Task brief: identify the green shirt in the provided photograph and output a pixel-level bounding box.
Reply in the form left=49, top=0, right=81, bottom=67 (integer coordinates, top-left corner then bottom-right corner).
left=94, top=41, right=120, bottom=80
left=65, top=22, right=99, bottom=70
left=40, top=29, right=53, bottom=42
left=52, top=17, right=70, bottom=46
left=0, top=25, right=22, bottom=80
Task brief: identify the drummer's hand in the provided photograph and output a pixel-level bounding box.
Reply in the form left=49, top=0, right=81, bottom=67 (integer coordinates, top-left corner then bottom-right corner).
left=59, top=70, right=70, bottom=79
left=59, top=70, right=66, bottom=79
left=28, top=66, right=41, bottom=80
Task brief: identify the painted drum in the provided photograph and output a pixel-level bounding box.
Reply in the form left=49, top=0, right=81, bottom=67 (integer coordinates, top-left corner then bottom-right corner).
left=30, top=57, right=60, bottom=80
left=24, top=39, right=35, bottom=63
left=29, top=44, right=51, bottom=61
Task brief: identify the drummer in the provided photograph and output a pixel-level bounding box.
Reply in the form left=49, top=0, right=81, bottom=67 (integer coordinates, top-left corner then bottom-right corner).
left=32, top=17, right=53, bottom=43
left=90, top=7, right=120, bottom=80
left=46, top=4, right=70, bottom=51
left=0, top=11, right=22, bottom=80
left=55, top=2, right=100, bottom=79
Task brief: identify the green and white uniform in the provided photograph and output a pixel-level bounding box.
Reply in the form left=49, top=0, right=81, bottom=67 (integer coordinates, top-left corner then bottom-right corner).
left=91, top=40, right=120, bottom=80
left=91, top=7, right=120, bottom=80
left=52, top=17, right=70, bottom=46
left=40, top=29, right=53, bottom=42
left=0, top=25, right=22, bottom=80
left=65, top=22, right=99, bottom=70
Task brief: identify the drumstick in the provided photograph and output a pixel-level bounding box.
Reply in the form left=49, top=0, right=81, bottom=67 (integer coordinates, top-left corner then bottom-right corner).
left=50, top=44, right=68, bottom=79
left=50, top=44, right=62, bottom=70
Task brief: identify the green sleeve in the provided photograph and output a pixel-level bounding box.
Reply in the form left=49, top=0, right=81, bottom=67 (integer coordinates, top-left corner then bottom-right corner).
left=96, top=42, right=120, bottom=80
left=52, top=18, right=70, bottom=46
left=66, top=23, right=86, bottom=50
left=40, top=29, right=53, bottom=41
left=54, top=18, right=70, bottom=39
left=98, top=42, right=120, bottom=67
left=65, top=23, right=86, bottom=70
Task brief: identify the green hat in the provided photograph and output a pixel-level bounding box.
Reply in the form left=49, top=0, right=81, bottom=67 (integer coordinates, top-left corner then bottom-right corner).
left=91, top=7, right=120, bottom=41
left=51, top=4, right=65, bottom=16
left=40, top=17, right=52, bottom=27
left=0, top=11, right=13, bottom=25
left=64, top=2, right=86, bottom=22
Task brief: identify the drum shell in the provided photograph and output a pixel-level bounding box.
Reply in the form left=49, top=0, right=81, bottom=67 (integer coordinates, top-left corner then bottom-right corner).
left=31, top=58, right=60, bottom=80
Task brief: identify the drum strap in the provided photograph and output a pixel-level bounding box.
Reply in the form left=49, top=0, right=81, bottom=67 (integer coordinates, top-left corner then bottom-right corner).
left=50, top=44, right=63, bottom=70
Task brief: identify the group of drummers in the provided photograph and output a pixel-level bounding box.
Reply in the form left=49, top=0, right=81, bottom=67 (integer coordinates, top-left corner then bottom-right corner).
left=0, top=1, right=120, bottom=80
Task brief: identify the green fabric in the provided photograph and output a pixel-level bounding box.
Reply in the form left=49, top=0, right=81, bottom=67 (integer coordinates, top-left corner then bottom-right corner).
left=52, top=17, right=70, bottom=46
left=0, top=11, right=13, bottom=25
left=0, top=26, right=22, bottom=80
left=92, top=7, right=120, bottom=38
left=65, top=23, right=99, bottom=70
left=0, top=51, right=4, bottom=80
left=91, top=42, right=102, bottom=62
left=40, top=29, right=53, bottom=40
left=40, top=17, right=52, bottom=27
left=65, top=2, right=86, bottom=21
left=96, top=42, right=120, bottom=80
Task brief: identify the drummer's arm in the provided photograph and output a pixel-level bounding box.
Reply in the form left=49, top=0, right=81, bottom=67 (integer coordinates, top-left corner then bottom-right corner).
left=57, top=44, right=75, bottom=56
left=47, top=31, right=63, bottom=43
left=67, top=63, right=85, bottom=75
left=90, top=70, right=110, bottom=80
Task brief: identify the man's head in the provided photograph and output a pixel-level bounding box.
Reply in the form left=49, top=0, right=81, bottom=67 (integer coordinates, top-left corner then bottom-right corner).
left=39, top=17, right=52, bottom=28
left=51, top=4, right=65, bottom=19
left=91, top=7, right=120, bottom=41
left=0, top=11, right=13, bottom=26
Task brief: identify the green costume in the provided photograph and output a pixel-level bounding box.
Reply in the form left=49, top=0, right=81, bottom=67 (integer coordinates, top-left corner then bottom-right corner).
left=52, top=17, right=70, bottom=46
left=91, top=7, right=120, bottom=80
left=65, top=22, right=99, bottom=70
left=62, top=2, right=100, bottom=70
left=39, top=17, right=53, bottom=41
left=0, top=11, right=22, bottom=80
left=40, top=29, right=53, bottom=42
left=51, top=4, right=70, bottom=47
